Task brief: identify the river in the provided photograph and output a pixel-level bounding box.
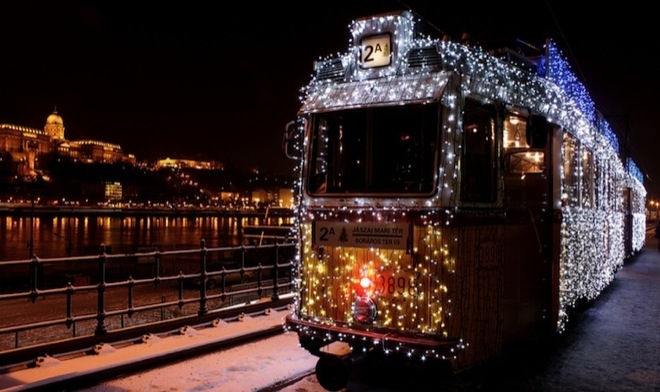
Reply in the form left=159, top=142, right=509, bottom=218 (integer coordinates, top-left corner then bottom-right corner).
left=0, top=213, right=291, bottom=261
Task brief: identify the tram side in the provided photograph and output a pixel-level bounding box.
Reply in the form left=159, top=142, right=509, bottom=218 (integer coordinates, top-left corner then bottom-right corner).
left=282, top=11, right=646, bottom=391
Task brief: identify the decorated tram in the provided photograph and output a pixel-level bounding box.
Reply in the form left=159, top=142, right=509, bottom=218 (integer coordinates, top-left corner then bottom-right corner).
left=282, top=10, right=646, bottom=390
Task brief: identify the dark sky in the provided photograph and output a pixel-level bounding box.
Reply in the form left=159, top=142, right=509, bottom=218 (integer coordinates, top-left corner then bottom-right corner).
left=1, top=1, right=657, bottom=195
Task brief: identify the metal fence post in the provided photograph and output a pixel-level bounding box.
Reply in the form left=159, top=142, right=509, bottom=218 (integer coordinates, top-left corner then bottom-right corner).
left=198, top=239, right=208, bottom=316
left=271, top=243, right=280, bottom=301
left=95, top=244, right=108, bottom=335
left=29, top=257, right=39, bottom=303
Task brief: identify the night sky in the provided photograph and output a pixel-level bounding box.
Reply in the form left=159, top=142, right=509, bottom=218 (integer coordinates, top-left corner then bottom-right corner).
left=1, top=1, right=657, bottom=196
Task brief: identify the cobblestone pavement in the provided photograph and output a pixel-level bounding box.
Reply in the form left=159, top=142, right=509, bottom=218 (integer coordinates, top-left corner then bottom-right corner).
left=455, top=242, right=660, bottom=392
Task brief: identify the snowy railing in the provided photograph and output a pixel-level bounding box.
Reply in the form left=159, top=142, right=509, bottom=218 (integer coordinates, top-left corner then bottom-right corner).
left=0, top=239, right=297, bottom=352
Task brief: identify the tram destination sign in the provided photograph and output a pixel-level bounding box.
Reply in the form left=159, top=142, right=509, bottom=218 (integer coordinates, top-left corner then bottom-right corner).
left=360, top=33, right=392, bottom=68
left=313, top=222, right=409, bottom=250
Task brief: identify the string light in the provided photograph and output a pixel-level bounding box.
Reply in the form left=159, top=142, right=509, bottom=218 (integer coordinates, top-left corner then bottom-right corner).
left=285, top=10, right=646, bottom=366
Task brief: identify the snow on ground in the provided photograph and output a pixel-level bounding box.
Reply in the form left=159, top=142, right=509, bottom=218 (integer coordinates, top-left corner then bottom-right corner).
left=83, top=332, right=322, bottom=392
left=0, top=308, right=324, bottom=392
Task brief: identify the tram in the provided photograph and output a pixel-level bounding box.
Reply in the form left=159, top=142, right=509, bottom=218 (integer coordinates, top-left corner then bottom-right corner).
left=282, top=11, right=646, bottom=390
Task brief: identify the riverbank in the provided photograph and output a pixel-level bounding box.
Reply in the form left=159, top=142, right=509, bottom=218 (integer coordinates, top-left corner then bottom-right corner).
left=0, top=203, right=294, bottom=218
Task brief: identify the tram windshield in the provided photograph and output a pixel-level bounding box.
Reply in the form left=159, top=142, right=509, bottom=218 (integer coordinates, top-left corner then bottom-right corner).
left=307, top=103, right=439, bottom=195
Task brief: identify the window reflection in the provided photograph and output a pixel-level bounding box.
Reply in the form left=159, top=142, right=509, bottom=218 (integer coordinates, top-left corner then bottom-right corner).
left=460, top=99, right=497, bottom=203
left=504, top=111, right=545, bottom=178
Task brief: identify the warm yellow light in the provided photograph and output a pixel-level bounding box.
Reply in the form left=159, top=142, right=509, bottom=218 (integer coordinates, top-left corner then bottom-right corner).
left=360, top=276, right=372, bottom=289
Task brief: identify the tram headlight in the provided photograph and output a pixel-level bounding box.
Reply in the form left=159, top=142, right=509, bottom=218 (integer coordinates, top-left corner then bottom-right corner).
left=352, top=296, right=378, bottom=324
left=359, top=276, right=372, bottom=289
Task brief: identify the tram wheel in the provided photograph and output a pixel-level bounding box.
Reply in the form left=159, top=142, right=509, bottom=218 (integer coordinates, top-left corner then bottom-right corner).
left=315, top=354, right=351, bottom=391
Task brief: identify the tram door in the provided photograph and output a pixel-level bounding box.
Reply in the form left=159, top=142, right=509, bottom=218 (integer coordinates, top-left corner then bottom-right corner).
left=501, top=112, right=552, bottom=344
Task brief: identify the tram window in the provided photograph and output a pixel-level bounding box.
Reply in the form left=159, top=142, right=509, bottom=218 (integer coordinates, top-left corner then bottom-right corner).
left=504, top=114, right=529, bottom=148
left=461, top=99, right=497, bottom=203
left=562, top=134, right=595, bottom=208
left=310, top=118, right=332, bottom=193
left=581, top=147, right=595, bottom=208
left=562, top=133, right=579, bottom=206
left=307, top=103, right=439, bottom=194
left=505, top=151, right=544, bottom=175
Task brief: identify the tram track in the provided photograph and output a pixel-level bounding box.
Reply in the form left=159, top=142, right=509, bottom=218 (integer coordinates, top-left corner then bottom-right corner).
left=78, top=325, right=323, bottom=392
left=0, top=303, right=299, bottom=391
left=255, top=369, right=317, bottom=392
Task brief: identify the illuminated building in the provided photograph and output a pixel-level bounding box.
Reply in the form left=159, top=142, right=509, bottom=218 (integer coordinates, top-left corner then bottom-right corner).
left=0, top=109, right=291, bottom=206
left=0, top=109, right=135, bottom=180
left=156, top=157, right=223, bottom=170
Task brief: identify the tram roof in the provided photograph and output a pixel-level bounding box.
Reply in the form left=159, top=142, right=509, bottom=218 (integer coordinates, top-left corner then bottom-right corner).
left=299, top=73, right=449, bottom=114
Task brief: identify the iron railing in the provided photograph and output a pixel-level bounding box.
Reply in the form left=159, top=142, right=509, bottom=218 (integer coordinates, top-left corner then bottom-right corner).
left=0, top=238, right=297, bottom=353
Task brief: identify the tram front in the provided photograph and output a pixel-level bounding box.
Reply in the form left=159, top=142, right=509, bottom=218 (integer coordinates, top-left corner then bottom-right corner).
left=283, top=11, right=465, bottom=390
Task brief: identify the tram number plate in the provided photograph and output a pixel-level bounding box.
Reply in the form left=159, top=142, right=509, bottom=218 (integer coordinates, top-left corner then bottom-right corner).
left=373, top=270, right=419, bottom=297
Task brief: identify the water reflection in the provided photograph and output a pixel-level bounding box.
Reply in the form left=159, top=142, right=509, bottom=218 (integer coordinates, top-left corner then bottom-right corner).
left=0, top=214, right=286, bottom=261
